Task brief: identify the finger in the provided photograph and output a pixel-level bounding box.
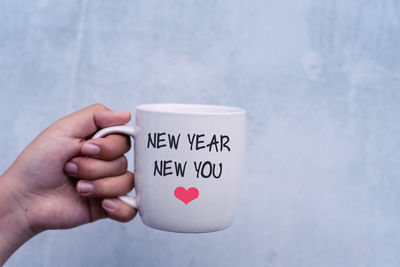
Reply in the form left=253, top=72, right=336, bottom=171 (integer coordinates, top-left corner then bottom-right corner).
left=86, top=198, right=108, bottom=222
left=93, top=109, right=131, bottom=129
left=76, top=171, right=135, bottom=198
left=65, top=156, right=127, bottom=179
left=81, top=134, right=131, bottom=160
left=54, top=104, right=131, bottom=139
left=102, top=198, right=137, bottom=222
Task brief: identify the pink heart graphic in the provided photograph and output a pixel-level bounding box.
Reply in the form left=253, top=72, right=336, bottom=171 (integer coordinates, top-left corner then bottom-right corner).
left=174, top=187, right=199, bottom=205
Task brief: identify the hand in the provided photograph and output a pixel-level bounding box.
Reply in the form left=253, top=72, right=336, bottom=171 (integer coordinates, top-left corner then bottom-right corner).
left=0, top=104, right=136, bottom=264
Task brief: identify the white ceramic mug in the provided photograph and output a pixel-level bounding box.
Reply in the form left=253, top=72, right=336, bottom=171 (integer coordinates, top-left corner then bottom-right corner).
left=92, top=104, right=246, bottom=233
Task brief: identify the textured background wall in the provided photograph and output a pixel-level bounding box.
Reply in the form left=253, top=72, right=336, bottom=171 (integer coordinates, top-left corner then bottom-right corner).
left=1, top=0, right=400, bottom=266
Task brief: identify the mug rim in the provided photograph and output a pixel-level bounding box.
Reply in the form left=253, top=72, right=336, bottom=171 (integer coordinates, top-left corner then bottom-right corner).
left=136, top=103, right=246, bottom=116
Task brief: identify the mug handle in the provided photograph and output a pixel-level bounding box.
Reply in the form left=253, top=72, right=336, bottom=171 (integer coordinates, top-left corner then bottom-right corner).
left=92, top=125, right=138, bottom=209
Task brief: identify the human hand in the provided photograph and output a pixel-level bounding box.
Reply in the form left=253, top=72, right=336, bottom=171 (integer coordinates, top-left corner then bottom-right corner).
left=0, top=104, right=136, bottom=264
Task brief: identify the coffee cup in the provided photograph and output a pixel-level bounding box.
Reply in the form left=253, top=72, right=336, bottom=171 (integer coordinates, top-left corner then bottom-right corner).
left=92, top=104, right=245, bottom=233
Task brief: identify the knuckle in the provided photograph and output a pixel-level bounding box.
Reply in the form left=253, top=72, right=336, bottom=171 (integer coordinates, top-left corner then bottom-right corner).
left=126, top=172, right=135, bottom=190
left=119, top=156, right=128, bottom=172
left=82, top=159, right=94, bottom=178
left=124, top=135, right=131, bottom=150
left=126, top=170, right=134, bottom=179
left=110, top=134, right=131, bottom=152
left=91, top=103, right=108, bottom=111
left=93, top=181, right=105, bottom=195
left=120, top=210, right=135, bottom=222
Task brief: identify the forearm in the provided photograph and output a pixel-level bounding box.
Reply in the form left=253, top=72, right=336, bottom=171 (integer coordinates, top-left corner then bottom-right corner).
left=0, top=173, right=36, bottom=265
left=0, top=214, right=34, bottom=265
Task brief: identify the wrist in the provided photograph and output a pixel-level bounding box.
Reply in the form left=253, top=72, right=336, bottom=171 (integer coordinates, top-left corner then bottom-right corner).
left=0, top=172, right=36, bottom=265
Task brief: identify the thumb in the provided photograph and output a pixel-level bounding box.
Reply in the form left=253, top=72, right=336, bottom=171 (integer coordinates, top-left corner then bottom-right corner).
left=54, top=104, right=131, bottom=138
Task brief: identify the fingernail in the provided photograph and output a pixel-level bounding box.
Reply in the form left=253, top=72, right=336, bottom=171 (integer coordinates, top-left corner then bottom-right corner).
left=65, top=162, right=78, bottom=175
left=77, top=181, right=94, bottom=195
left=82, top=143, right=100, bottom=156
left=103, top=199, right=118, bottom=211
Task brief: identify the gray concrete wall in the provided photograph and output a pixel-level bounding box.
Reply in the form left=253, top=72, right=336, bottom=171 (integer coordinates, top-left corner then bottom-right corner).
left=1, top=0, right=400, bottom=266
